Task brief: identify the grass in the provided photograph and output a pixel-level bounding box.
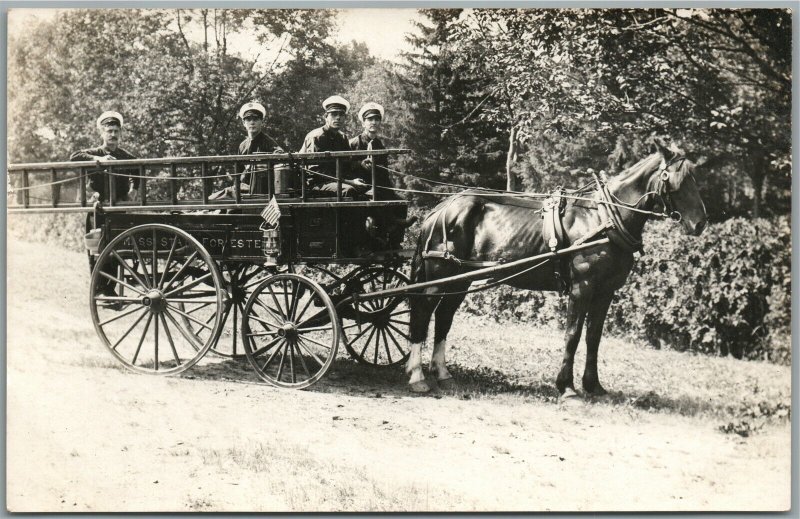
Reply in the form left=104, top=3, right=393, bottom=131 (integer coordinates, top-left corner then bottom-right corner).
left=197, top=442, right=464, bottom=511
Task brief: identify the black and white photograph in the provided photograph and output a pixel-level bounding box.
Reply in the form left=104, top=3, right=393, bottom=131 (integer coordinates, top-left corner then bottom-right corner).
left=4, top=5, right=794, bottom=512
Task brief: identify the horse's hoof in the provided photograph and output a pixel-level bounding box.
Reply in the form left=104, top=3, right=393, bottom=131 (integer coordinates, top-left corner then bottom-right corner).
left=437, top=377, right=457, bottom=391
left=409, top=380, right=431, bottom=393
left=559, top=388, right=583, bottom=405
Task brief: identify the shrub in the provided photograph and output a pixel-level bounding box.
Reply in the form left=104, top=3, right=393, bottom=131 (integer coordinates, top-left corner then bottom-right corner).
left=606, top=217, right=791, bottom=364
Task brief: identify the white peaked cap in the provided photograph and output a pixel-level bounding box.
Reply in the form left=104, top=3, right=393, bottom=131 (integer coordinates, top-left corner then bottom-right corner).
left=358, top=102, right=385, bottom=121
left=238, top=102, right=267, bottom=119
left=322, top=95, right=351, bottom=113
left=97, top=111, right=124, bottom=128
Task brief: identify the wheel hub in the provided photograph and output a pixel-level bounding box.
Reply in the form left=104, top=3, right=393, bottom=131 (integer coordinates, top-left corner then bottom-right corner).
left=142, top=289, right=167, bottom=314
left=277, top=322, right=297, bottom=340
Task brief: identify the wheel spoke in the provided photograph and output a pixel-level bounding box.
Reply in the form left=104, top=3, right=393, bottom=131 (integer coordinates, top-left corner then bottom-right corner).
left=166, top=303, right=215, bottom=331
left=381, top=328, right=393, bottom=364
left=131, top=312, right=154, bottom=365
left=250, top=335, right=283, bottom=357
left=288, top=280, right=301, bottom=320
left=249, top=311, right=282, bottom=331
left=297, top=332, right=332, bottom=352
left=98, top=303, right=145, bottom=326
left=109, top=308, right=149, bottom=350
left=253, top=300, right=284, bottom=327
left=160, top=314, right=182, bottom=366
left=164, top=272, right=213, bottom=298
left=162, top=251, right=199, bottom=292
left=348, top=322, right=376, bottom=344
left=151, top=229, right=158, bottom=290
left=288, top=341, right=296, bottom=384
left=266, top=284, right=287, bottom=320
left=165, top=297, right=219, bottom=304
left=387, top=318, right=411, bottom=326
left=130, top=233, right=152, bottom=289
left=98, top=271, right=146, bottom=297
left=261, top=339, right=286, bottom=372
left=158, top=235, right=178, bottom=288
left=182, top=302, right=212, bottom=315
left=360, top=325, right=378, bottom=359
left=232, top=302, right=239, bottom=355
left=295, top=325, right=333, bottom=333
left=282, top=279, right=291, bottom=321
left=294, top=341, right=312, bottom=378
left=293, top=292, right=315, bottom=324
left=385, top=325, right=407, bottom=356
left=110, top=251, right=150, bottom=290
left=386, top=322, right=412, bottom=342
left=275, top=342, right=289, bottom=381
left=164, top=308, right=201, bottom=345
left=153, top=312, right=160, bottom=370
left=296, top=337, right=326, bottom=367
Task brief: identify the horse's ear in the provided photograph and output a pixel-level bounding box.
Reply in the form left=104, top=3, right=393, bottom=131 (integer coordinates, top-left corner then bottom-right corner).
left=651, top=138, right=675, bottom=161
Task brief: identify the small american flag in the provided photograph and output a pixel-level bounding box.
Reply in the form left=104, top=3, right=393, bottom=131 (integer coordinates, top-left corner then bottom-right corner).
left=260, top=196, right=281, bottom=228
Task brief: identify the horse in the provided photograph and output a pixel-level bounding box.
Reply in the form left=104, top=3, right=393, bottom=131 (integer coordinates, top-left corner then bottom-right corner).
left=404, top=143, right=707, bottom=398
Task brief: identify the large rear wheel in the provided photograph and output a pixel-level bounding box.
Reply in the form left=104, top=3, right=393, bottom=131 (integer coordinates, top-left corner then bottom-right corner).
left=89, top=224, right=225, bottom=374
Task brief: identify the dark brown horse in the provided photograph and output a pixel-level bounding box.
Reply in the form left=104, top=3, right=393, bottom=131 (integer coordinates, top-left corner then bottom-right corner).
left=405, top=144, right=707, bottom=397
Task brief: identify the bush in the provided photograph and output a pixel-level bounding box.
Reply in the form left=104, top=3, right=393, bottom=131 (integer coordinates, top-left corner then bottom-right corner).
left=8, top=213, right=86, bottom=252
left=606, top=217, right=791, bottom=364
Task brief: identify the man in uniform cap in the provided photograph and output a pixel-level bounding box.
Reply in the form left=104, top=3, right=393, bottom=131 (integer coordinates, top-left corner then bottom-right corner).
left=299, top=95, right=365, bottom=196
left=235, top=101, right=283, bottom=194
left=70, top=111, right=139, bottom=297
left=349, top=102, right=397, bottom=200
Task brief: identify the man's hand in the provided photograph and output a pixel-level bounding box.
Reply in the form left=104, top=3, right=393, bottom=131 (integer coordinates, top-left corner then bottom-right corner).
left=349, top=178, right=370, bottom=192
left=273, top=147, right=285, bottom=154
left=89, top=191, right=102, bottom=203
left=360, top=158, right=373, bottom=170
left=102, top=155, right=117, bottom=160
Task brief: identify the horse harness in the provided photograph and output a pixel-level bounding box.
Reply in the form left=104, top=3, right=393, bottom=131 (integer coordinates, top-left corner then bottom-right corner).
left=420, top=160, right=683, bottom=292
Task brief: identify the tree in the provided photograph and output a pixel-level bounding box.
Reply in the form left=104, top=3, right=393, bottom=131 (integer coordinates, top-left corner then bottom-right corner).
left=447, top=8, right=791, bottom=216
left=397, top=9, right=507, bottom=205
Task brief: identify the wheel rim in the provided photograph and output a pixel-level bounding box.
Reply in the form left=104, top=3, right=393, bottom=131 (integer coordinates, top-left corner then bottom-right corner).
left=241, top=273, right=339, bottom=389
left=89, top=224, right=225, bottom=374
left=339, top=267, right=411, bottom=368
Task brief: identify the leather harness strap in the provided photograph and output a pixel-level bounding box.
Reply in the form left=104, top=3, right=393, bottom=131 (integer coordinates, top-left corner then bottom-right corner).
left=593, top=173, right=643, bottom=254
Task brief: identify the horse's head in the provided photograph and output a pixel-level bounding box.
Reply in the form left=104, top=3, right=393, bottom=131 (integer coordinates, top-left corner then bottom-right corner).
left=653, top=143, right=708, bottom=236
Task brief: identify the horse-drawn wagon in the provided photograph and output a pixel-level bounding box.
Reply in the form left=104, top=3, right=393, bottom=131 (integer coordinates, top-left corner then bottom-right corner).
left=8, top=143, right=707, bottom=395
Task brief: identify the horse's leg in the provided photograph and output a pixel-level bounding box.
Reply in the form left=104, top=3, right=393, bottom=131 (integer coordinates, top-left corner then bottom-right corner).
left=406, top=290, right=439, bottom=393
left=431, top=286, right=470, bottom=389
left=582, top=293, right=613, bottom=396
left=556, top=296, right=588, bottom=397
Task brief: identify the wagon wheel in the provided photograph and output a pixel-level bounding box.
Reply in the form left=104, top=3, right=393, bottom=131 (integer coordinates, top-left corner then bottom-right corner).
left=89, top=224, right=225, bottom=374
left=338, top=266, right=411, bottom=368
left=180, top=263, right=274, bottom=358
left=241, top=273, right=339, bottom=389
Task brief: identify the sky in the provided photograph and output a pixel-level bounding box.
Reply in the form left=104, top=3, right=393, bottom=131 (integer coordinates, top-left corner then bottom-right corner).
left=6, top=8, right=423, bottom=63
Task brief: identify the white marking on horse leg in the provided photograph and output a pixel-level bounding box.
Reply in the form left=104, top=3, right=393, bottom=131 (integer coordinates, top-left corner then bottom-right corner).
left=431, top=338, right=452, bottom=381
left=406, top=341, right=425, bottom=385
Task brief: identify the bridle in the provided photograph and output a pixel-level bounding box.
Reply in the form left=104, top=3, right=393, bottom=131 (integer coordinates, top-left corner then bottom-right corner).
left=655, top=156, right=689, bottom=223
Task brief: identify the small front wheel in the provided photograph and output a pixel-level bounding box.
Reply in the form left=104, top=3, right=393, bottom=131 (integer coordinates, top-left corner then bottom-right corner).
left=241, top=274, right=339, bottom=389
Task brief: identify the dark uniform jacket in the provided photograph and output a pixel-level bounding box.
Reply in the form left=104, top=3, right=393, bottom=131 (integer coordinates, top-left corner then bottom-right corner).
left=70, top=146, right=139, bottom=202
left=236, top=131, right=281, bottom=193
left=349, top=133, right=391, bottom=188
left=299, top=125, right=351, bottom=186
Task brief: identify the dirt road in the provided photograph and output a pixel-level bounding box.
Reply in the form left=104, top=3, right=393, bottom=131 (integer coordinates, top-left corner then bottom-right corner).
left=5, top=238, right=791, bottom=511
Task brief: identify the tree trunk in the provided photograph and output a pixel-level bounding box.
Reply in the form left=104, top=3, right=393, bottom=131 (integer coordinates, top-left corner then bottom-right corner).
left=506, top=126, right=519, bottom=192
left=748, top=148, right=767, bottom=218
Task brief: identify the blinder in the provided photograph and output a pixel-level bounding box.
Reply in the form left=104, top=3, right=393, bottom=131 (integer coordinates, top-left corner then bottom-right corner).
left=657, top=157, right=687, bottom=223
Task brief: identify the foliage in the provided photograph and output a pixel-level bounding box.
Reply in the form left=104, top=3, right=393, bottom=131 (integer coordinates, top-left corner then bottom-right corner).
left=445, top=8, right=792, bottom=217
left=395, top=9, right=507, bottom=205
left=719, top=400, right=791, bottom=437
